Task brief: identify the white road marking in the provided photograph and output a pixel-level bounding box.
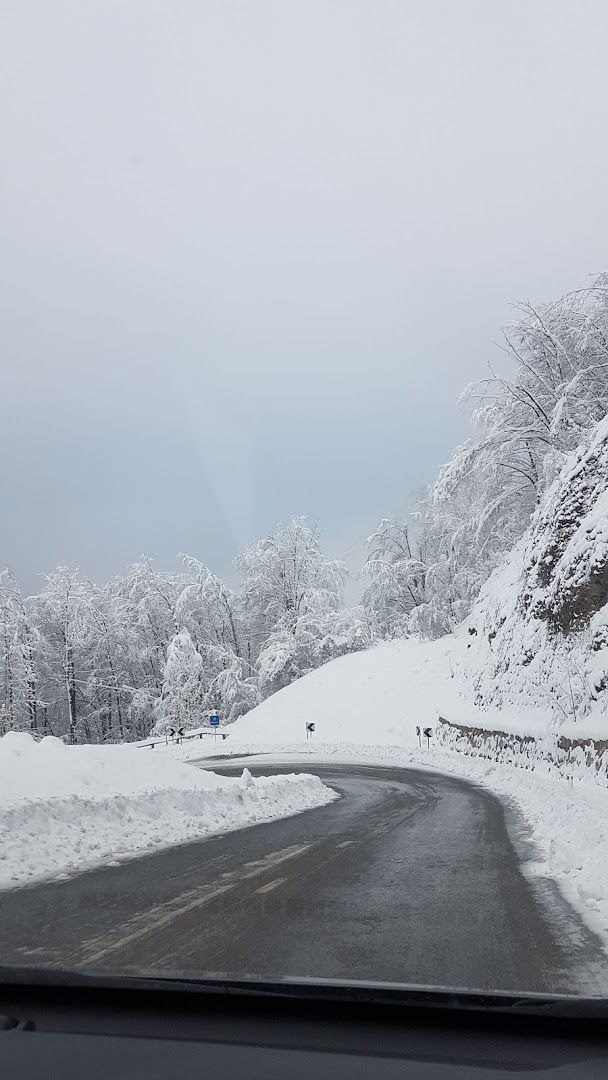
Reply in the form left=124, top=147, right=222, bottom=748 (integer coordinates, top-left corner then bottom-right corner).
left=81, top=843, right=312, bottom=965
left=255, top=877, right=287, bottom=895
left=337, top=841, right=354, bottom=848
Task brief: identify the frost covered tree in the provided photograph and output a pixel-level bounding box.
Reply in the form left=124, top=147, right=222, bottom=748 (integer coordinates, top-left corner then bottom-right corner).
left=155, top=628, right=204, bottom=732
left=205, top=650, right=259, bottom=723
left=0, top=569, right=40, bottom=735
left=362, top=518, right=428, bottom=638
left=237, top=516, right=360, bottom=696
left=176, top=555, right=242, bottom=657
left=83, top=584, right=135, bottom=743
left=34, top=567, right=93, bottom=742
left=238, top=516, right=346, bottom=636
left=174, top=556, right=259, bottom=722
left=361, top=507, right=479, bottom=640
left=369, top=274, right=608, bottom=639
left=116, top=558, right=181, bottom=694
left=441, top=276, right=608, bottom=570
left=257, top=604, right=373, bottom=698
left=0, top=526, right=372, bottom=739
left=92, top=558, right=185, bottom=738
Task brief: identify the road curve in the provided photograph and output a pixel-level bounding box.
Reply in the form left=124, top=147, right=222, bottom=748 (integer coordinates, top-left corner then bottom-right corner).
left=0, top=760, right=605, bottom=994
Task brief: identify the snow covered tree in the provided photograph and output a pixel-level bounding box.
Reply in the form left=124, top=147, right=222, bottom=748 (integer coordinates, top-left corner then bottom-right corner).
left=238, top=516, right=346, bottom=639
left=176, top=555, right=242, bottom=656
left=0, top=522, right=385, bottom=739
left=34, top=567, right=94, bottom=742
left=83, top=584, right=134, bottom=742
left=174, top=556, right=258, bottom=722
left=0, top=569, right=40, bottom=734
left=238, top=517, right=357, bottom=696
left=443, top=276, right=608, bottom=571
left=155, top=628, right=204, bottom=733
left=96, top=558, right=184, bottom=738
left=117, top=558, right=181, bottom=694
left=362, top=518, right=428, bottom=638
left=257, top=602, right=373, bottom=698
left=369, top=274, right=608, bottom=640
left=205, top=650, right=260, bottom=723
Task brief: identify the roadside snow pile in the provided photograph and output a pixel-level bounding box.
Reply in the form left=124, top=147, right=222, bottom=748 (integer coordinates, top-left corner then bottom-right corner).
left=0, top=732, right=337, bottom=890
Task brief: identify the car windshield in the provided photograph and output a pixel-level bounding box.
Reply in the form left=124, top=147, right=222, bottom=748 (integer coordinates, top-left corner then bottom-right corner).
left=2, top=0, right=608, bottom=1005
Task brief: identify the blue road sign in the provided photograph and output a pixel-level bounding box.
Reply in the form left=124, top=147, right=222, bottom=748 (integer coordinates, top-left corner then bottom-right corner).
left=209, top=714, right=220, bottom=728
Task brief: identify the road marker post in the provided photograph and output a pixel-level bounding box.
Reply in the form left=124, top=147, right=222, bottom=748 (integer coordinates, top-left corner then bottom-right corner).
left=305, top=721, right=315, bottom=740
left=423, top=726, right=433, bottom=749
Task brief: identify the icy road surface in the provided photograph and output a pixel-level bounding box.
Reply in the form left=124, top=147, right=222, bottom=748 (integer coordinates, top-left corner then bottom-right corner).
left=0, top=761, right=606, bottom=994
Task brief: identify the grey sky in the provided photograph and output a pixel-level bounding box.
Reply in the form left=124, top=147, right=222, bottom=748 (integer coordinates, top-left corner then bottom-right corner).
left=2, top=0, right=608, bottom=593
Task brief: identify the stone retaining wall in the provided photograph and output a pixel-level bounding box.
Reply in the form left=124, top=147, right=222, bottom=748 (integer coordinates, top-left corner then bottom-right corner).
left=436, top=716, right=608, bottom=786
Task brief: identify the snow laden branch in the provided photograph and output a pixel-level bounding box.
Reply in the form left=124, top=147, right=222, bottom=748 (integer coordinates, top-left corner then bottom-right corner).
left=363, top=273, right=608, bottom=639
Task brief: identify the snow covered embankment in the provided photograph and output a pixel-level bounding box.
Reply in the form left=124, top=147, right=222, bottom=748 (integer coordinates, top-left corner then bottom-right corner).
left=0, top=732, right=337, bottom=891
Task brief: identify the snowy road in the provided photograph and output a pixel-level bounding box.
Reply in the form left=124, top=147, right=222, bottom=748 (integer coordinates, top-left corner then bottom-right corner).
left=0, top=761, right=606, bottom=994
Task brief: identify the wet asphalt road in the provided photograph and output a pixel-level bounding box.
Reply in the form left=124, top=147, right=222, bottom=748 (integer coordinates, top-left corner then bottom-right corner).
left=0, top=760, right=605, bottom=994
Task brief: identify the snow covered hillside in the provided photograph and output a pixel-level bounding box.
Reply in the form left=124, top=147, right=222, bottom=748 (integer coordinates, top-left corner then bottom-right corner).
left=170, top=628, right=570, bottom=755
left=225, top=638, right=454, bottom=746
left=187, top=409, right=608, bottom=756
left=0, top=733, right=337, bottom=890
left=223, top=412, right=608, bottom=756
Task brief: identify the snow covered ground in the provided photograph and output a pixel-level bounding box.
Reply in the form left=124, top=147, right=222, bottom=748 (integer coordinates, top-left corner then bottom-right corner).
left=167, top=638, right=456, bottom=749
left=0, top=732, right=337, bottom=891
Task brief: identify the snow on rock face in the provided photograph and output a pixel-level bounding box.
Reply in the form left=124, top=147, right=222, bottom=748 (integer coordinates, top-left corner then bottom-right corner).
left=459, top=416, right=608, bottom=728
left=0, top=733, right=337, bottom=890
left=522, top=415, right=608, bottom=635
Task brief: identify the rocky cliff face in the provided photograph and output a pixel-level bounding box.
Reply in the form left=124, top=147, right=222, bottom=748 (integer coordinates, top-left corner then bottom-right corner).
left=461, top=416, right=608, bottom=727
left=522, top=416, right=608, bottom=638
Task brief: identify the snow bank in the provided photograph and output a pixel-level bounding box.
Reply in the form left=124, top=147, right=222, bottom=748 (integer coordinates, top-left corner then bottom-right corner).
left=0, top=732, right=337, bottom=890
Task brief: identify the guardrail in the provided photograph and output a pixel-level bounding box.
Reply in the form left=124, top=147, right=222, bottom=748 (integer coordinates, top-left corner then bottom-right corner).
left=137, top=730, right=229, bottom=749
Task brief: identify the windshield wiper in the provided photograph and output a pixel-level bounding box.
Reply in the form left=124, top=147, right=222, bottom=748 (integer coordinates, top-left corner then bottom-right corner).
left=2, top=966, right=607, bottom=1020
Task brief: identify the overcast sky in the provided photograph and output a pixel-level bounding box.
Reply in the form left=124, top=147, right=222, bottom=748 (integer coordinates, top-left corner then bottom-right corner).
left=2, top=0, right=608, bottom=592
